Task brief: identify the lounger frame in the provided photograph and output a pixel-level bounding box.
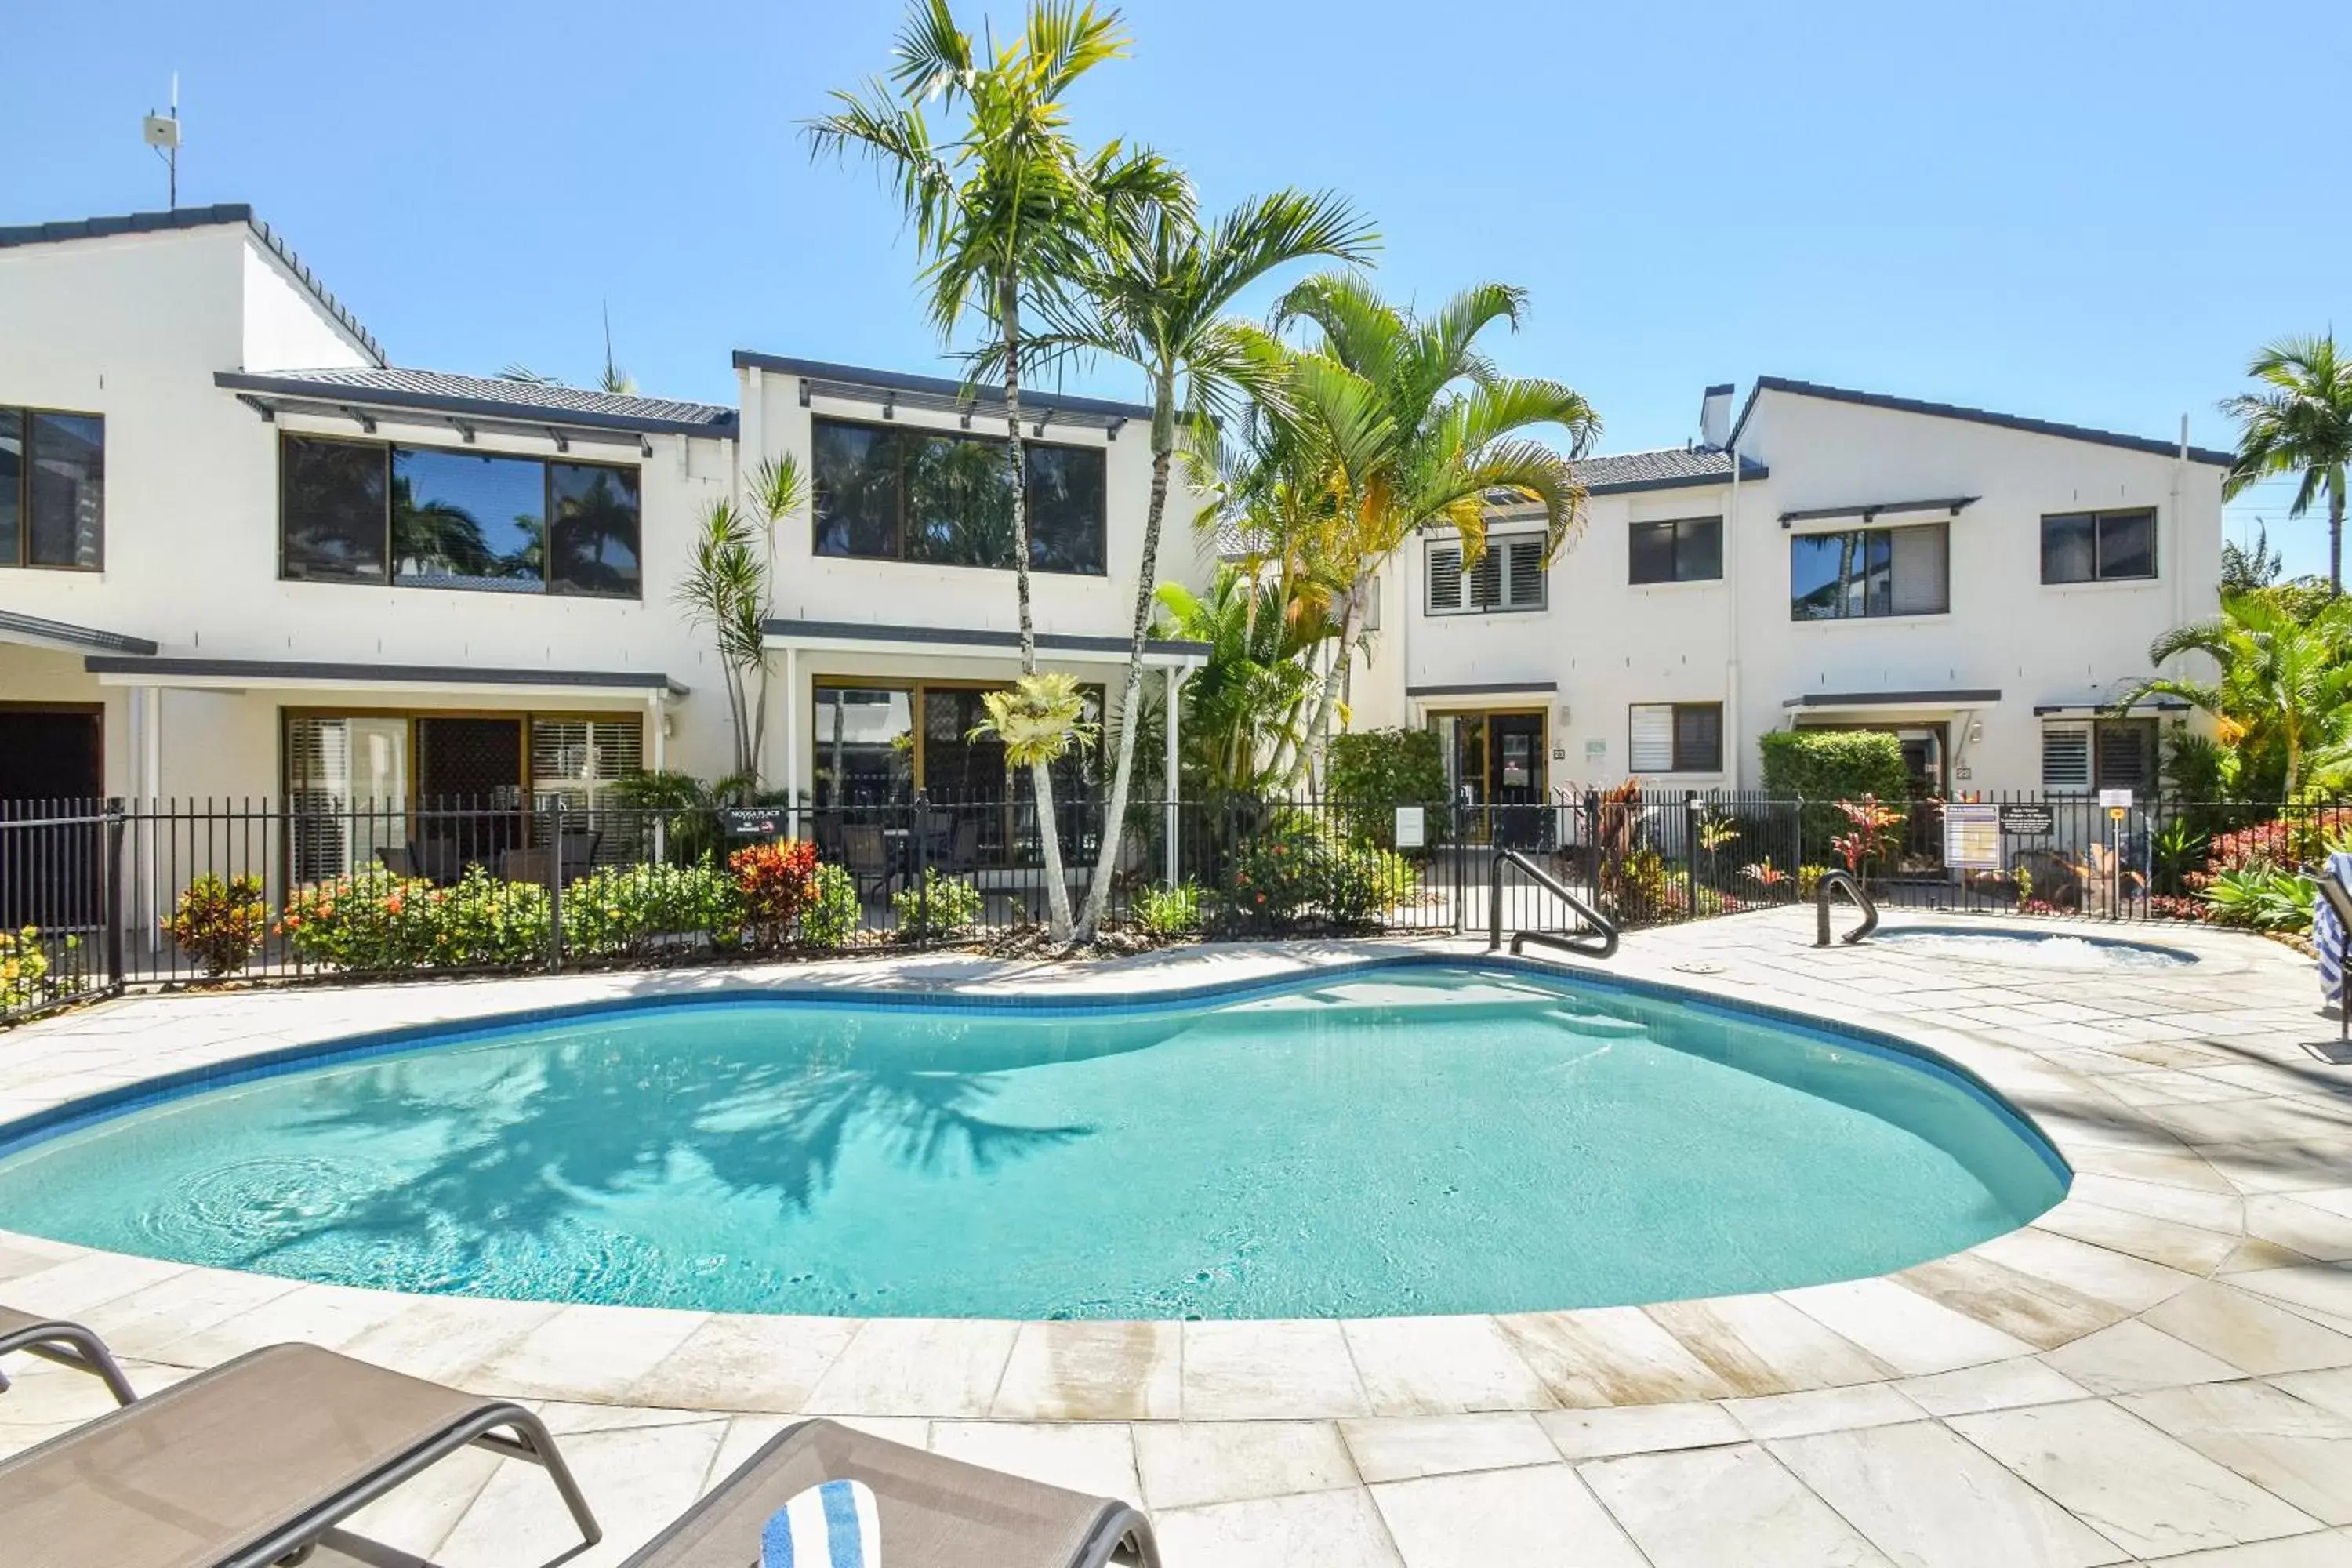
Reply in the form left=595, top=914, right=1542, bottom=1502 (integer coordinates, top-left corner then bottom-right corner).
left=0, top=1312, right=138, bottom=1406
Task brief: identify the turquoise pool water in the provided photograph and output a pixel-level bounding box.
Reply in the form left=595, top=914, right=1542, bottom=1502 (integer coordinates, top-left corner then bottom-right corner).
left=0, top=967, right=2067, bottom=1319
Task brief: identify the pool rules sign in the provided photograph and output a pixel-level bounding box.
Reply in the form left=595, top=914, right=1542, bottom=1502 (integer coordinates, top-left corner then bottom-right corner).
left=1944, top=803, right=2002, bottom=870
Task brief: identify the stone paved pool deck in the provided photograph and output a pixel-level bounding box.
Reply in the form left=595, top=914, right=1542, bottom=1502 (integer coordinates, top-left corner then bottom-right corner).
left=5, top=909, right=2352, bottom=1566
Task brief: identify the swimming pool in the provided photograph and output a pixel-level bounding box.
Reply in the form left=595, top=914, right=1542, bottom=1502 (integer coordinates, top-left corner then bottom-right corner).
left=1875, top=927, right=2197, bottom=971
left=0, top=964, right=2067, bottom=1319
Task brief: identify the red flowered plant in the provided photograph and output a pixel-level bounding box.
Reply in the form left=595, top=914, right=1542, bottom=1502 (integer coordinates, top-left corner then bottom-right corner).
left=1828, top=796, right=1907, bottom=877
left=731, top=838, right=820, bottom=951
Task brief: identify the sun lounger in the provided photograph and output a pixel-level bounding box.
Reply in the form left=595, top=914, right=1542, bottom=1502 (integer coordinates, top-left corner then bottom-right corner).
left=0, top=1301, right=137, bottom=1406
left=0, top=1341, right=599, bottom=1568
left=619, top=1417, right=1160, bottom=1568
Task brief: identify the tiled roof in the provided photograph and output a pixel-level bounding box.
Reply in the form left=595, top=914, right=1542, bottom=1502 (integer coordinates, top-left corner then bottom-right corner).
left=0, top=204, right=384, bottom=366
left=1566, top=447, right=1767, bottom=494
left=244, top=366, right=736, bottom=432
left=1735, top=376, right=2237, bottom=467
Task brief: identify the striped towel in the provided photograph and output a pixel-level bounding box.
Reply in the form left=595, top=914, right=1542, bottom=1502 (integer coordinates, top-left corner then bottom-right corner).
left=762, top=1477, right=880, bottom=1568
left=2317, top=851, right=2352, bottom=1005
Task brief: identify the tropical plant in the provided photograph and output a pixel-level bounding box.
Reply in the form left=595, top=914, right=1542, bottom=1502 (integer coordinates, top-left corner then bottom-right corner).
left=677, top=457, right=808, bottom=784
left=431, top=868, right=553, bottom=967
left=1025, top=190, right=1375, bottom=941
left=1741, top=858, right=1791, bottom=893
left=0, top=927, right=56, bottom=1011
left=2150, top=818, right=2209, bottom=897
left=1829, top=796, right=1907, bottom=879
left=809, top=0, right=1185, bottom=945
left=1151, top=567, right=1327, bottom=792
left=1230, top=273, right=1600, bottom=786
left=730, top=839, right=821, bottom=951
left=2222, top=333, right=2352, bottom=596
left=278, top=869, right=443, bottom=971
left=1132, top=880, right=1202, bottom=938
left=800, top=862, right=863, bottom=949
left=564, top=861, right=742, bottom=959
left=163, top=873, right=268, bottom=978
left=2222, top=522, right=2284, bottom=593
left=2114, top=593, right=2352, bottom=798
left=2202, top=866, right=2315, bottom=931
left=892, top=868, right=985, bottom=939
left=1325, top=726, right=1448, bottom=848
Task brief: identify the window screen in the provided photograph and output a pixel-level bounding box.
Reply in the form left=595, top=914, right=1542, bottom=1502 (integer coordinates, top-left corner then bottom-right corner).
left=2042, top=726, right=2092, bottom=792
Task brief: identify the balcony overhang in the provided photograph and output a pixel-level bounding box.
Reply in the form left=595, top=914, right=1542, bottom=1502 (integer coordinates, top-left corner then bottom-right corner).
left=736, top=352, right=1149, bottom=438
left=763, top=618, right=1208, bottom=669
left=1784, top=688, right=2002, bottom=712
left=84, top=655, right=685, bottom=701
left=2032, top=698, right=2192, bottom=717
left=1780, top=495, right=1979, bottom=530
left=0, top=610, right=158, bottom=657
left=215, top=372, right=731, bottom=455
left=1406, top=681, right=1559, bottom=699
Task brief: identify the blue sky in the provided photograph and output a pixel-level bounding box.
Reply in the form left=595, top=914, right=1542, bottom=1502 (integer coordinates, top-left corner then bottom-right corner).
left=7, top=1, right=2345, bottom=574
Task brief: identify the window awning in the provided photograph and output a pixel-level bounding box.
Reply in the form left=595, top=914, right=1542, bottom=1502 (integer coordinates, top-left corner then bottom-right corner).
left=763, top=619, right=1208, bottom=669
left=0, top=610, right=158, bottom=656
left=1406, top=681, right=1559, bottom=699
left=2032, top=699, right=2191, bottom=717
left=215, top=371, right=735, bottom=454
left=1784, top=688, right=2001, bottom=711
left=1780, top=495, right=1979, bottom=529
left=735, top=353, right=1150, bottom=438
left=84, top=655, right=685, bottom=700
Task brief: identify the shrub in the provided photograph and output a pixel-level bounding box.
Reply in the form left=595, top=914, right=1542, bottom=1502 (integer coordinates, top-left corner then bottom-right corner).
left=278, top=869, right=442, bottom=971
left=1759, top=730, right=1911, bottom=862
left=1, top=927, right=56, bottom=1011
left=1795, top=863, right=1830, bottom=901
left=565, top=860, right=741, bottom=959
left=2147, top=893, right=2211, bottom=923
left=1829, top=796, right=1907, bottom=880
left=163, top=873, right=268, bottom=978
left=1223, top=812, right=1323, bottom=929
left=731, top=840, right=820, bottom=951
left=1325, top=844, right=1419, bottom=926
left=2203, top=866, right=2314, bottom=931
left=891, top=869, right=983, bottom=941
left=1602, top=846, right=1676, bottom=924
left=430, top=867, right=552, bottom=967
left=1326, top=728, right=1448, bottom=848
left=799, top=862, right=862, bottom=949
left=1133, top=880, right=1203, bottom=938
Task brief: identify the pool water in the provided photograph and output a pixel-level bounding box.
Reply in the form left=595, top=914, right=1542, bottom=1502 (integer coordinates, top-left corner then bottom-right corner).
left=0, top=967, right=2067, bottom=1319
left=1875, top=928, right=2194, bottom=971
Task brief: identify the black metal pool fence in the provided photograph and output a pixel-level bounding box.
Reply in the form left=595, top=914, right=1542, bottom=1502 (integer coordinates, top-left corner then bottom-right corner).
left=0, top=789, right=2329, bottom=1021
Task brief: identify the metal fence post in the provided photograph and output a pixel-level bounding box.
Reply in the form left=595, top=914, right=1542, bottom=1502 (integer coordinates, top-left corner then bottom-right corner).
left=913, top=792, right=931, bottom=941
left=1583, top=789, right=1602, bottom=911
left=103, top=798, right=127, bottom=995
left=547, top=795, right=566, bottom=972
left=1683, top=790, right=1698, bottom=924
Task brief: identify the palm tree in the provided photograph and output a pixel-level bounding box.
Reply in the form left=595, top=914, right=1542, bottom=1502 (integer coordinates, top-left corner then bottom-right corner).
left=1239, top=275, right=1601, bottom=787
left=1152, top=567, right=1333, bottom=792
left=2223, top=333, right=2352, bottom=597
left=809, top=0, right=1183, bottom=944
left=675, top=457, right=807, bottom=786
left=2113, top=593, right=2352, bottom=799
left=1028, top=191, right=1375, bottom=938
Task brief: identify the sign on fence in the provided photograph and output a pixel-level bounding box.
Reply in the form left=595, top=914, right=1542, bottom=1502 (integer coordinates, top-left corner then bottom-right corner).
left=1999, top=804, right=2054, bottom=837
left=1944, top=803, right=2002, bottom=869
left=720, top=807, right=787, bottom=839
left=1394, top=805, right=1426, bottom=850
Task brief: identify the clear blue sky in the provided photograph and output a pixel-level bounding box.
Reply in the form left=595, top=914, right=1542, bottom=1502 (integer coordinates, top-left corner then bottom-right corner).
left=6, top=1, right=2344, bottom=573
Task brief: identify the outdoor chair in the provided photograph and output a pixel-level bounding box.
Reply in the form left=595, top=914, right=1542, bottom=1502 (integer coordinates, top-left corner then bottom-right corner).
left=617, top=1417, right=1159, bottom=1568
left=844, top=824, right=896, bottom=898
left=557, top=828, right=603, bottom=882
left=2318, top=870, right=2352, bottom=1044
left=946, top=814, right=982, bottom=873
left=373, top=844, right=419, bottom=879
left=0, top=1341, right=600, bottom=1568
left=0, top=1303, right=136, bottom=1406
left=499, top=846, right=554, bottom=885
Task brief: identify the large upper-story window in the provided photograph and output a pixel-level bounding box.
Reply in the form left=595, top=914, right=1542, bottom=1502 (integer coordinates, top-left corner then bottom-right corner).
left=1628, top=516, right=1722, bottom=584
left=1426, top=535, right=1546, bottom=614
left=0, top=408, right=104, bottom=571
left=1790, top=522, right=1949, bottom=619
left=811, top=416, right=1107, bottom=575
left=279, top=434, right=641, bottom=597
left=2042, top=508, right=2155, bottom=584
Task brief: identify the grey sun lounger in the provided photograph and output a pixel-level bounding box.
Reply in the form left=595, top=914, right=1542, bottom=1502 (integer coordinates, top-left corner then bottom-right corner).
left=0, top=1301, right=138, bottom=1406
left=618, top=1417, right=1161, bottom=1568
left=0, top=1341, right=600, bottom=1568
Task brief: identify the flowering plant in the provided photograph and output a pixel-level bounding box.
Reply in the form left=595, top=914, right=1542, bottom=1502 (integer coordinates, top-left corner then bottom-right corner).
left=164, top=874, right=270, bottom=977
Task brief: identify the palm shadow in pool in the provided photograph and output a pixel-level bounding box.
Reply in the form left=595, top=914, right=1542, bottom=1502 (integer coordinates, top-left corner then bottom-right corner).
left=234, top=1011, right=1172, bottom=1276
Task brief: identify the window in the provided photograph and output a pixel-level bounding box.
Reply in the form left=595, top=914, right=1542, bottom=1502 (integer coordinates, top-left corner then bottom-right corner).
left=0, top=408, right=104, bottom=569
left=1628, top=516, right=1722, bottom=584
left=811, top=416, right=1106, bottom=575
left=2042, top=718, right=2156, bottom=793
left=278, top=434, right=641, bottom=597
left=1628, top=702, right=1723, bottom=773
left=1425, top=535, right=1547, bottom=614
left=2042, top=508, right=2156, bottom=583
left=528, top=716, right=644, bottom=815
left=1790, top=522, right=1948, bottom=619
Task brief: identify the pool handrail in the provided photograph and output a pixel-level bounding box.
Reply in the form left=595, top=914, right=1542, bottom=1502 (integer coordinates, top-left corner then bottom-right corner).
left=1488, top=848, right=1619, bottom=961
left=1815, top=869, right=1879, bottom=946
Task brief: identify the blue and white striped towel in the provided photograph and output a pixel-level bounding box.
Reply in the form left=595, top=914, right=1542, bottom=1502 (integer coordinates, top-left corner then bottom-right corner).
left=762, top=1477, right=880, bottom=1568
left=2316, top=850, right=2352, bottom=1005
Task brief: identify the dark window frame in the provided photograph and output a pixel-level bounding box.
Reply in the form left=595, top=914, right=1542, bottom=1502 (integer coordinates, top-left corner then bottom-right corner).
left=810, top=413, right=1109, bottom=578
left=1788, top=522, right=1950, bottom=620
left=1628, top=700, right=1725, bottom=773
left=1628, top=515, right=1723, bottom=585
left=275, top=431, right=642, bottom=600
left=2041, top=507, right=2158, bottom=584
left=2, top=405, right=106, bottom=572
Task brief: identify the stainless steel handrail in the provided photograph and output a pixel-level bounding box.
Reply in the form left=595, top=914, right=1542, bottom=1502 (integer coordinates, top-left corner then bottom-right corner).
left=1814, top=869, right=1879, bottom=946
left=1488, top=848, right=1619, bottom=960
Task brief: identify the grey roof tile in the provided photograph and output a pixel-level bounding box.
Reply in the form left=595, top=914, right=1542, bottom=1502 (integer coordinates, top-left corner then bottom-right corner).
left=245, top=365, right=735, bottom=432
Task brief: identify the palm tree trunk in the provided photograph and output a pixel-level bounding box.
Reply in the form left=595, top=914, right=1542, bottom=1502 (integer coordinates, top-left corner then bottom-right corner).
left=2332, top=487, right=2344, bottom=600
left=1285, top=584, right=1359, bottom=791
left=1076, top=384, right=1176, bottom=942
left=1000, top=281, right=1073, bottom=942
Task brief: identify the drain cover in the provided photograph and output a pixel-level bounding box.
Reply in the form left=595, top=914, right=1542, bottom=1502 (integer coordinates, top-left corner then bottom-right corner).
left=1671, top=960, right=1726, bottom=975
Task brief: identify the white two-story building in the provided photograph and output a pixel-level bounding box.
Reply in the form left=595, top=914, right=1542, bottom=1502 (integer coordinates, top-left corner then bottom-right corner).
left=0, top=205, right=1212, bottom=871
left=1356, top=379, right=2228, bottom=812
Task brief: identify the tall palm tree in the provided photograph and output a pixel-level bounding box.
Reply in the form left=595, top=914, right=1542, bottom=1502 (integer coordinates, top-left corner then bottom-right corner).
left=2113, top=593, right=2352, bottom=799
left=809, top=0, right=1183, bottom=944
left=1242, top=275, right=1601, bottom=787
left=1029, top=191, right=1375, bottom=938
left=2223, top=333, right=2352, bottom=597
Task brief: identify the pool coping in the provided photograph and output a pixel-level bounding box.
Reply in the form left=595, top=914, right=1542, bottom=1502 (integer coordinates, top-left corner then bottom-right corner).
left=0, top=910, right=2339, bottom=1425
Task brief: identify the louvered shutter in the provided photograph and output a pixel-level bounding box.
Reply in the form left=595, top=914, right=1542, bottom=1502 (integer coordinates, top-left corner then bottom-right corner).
left=1629, top=705, right=1675, bottom=773
left=1427, top=545, right=1464, bottom=612
left=1468, top=549, right=1503, bottom=608
left=1504, top=539, right=1545, bottom=608
left=2096, top=720, right=2153, bottom=789
left=2042, top=725, right=2092, bottom=792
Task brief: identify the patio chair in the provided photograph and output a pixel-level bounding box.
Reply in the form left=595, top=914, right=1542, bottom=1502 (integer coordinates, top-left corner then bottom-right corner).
left=0, top=1303, right=136, bottom=1406
left=619, top=1417, right=1158, bottom=1568
left=0, top=1342, right=599, bottom=1568
left=844, top=825, right=896, bottom=898
left=558, top=828, right=603, bottom=882
left=373, top=843, right=419, bottom=878
left=946, top=814, right=982, bottom=874
left=499, top=846, right=554, bottom=885
left=2318, top=870, right=2352, bottom=1044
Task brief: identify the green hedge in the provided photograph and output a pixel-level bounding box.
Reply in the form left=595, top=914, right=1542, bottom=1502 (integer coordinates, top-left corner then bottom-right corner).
left=1327, top=728, right=1448, bottom=848
left=1758, top=730, right=1911, bottom=865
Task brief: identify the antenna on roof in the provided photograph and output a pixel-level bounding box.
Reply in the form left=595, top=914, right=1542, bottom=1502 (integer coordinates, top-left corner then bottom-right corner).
left=141, top=74, right=181, bottom=208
